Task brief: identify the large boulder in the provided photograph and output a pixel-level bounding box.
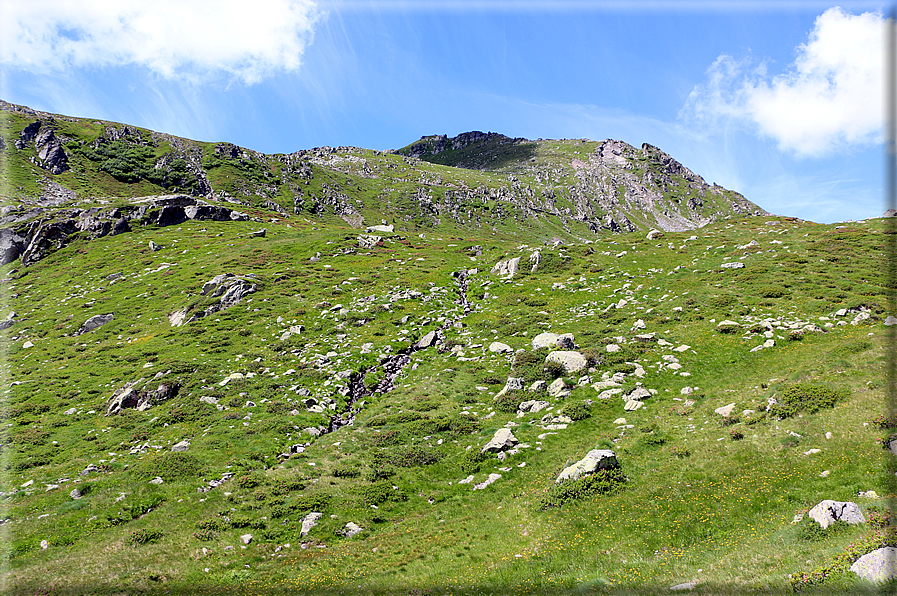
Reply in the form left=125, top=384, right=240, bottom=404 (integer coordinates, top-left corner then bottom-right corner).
left=547, top=377, right=572, bottom=398
left=76, top=313, right=114, bottom=335
left=850, top=547, right=897, bottom=584
left=532, top=332, right=575, bottom=350
left=482, top=428, right=518, bottom=453
left=556, top=449, right=619, bottom=483
left=545, top=351, right=588, bottom=374
left=807, top=500, right=865, bottom=529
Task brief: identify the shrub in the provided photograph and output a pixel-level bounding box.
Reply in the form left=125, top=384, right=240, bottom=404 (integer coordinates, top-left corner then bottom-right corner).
left=539, top=468, right=626, bottom=509
left=332, top=465, right=361, bottom=478
left=494, top=393, right=521, bottom=413
left=270, top=478, right=304, bottom=495
left=129, top=528, right=163, bottom=546
left=770, top=383, right=847, bottom=418
left=670, top=446, right=690, bottom=458
left=757, top=286, right=787, bottom=298
left=543, top=360, right=567, bottom=380
left=134, top=452, right=203, bottom=481
left=192, top=528, right=217, bottom=541
left=196, top=518, right=226, bottom=532
left=459, top=449, right=489, bottom=474
left=234, top=472, right=264, bottom=490
left=729, top=429, right=744, bottom=441
left=293, top=494, right=331, bottom=515
left=720, top=415, right=741, bottom=427
left=561, top=401, right=592, bottom=421
left=373, top=446, right=442, bottom=468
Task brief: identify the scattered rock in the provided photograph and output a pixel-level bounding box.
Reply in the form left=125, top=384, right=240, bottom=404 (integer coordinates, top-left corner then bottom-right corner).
left=414, top=330, right=439, bottom=349
left=366, top=224, right=394, bottom=233
left=357, top=235, right=382, bottom=249
left=248, top=229, right=266, bottom=238
left=76, top=313, right=114, bottom=335
left=341, top=522, right=363, bottom=537
left=807, top=500, right=865, bottom=529
left=714, top=403, right=736, bottom=417
left=149, top=240, right=162, bottom=252
left=556, top=449, right=619, bottom=483
left=241, top=534, right=253, bottom=544
left=646, top=230, right=664, bottom=240
left=491, top=257, right=521, bottom=278
left=300, top=512, right=323, bottom=537
left=482, top=428, right=518, bottom=453
left=473, top=473, right=502, bottom=490
left=669, top=582, right=697, bottom=591
left=489, top=341, right=513, bottom=354
left=720, top=262, right=745, bottom=269
left=547, top=378, right=572, bottom=398
left=545, top=350, right=587, bottom=374
left=885, top=316, right=897, bottom=326
left=171, top=440, right=190, bottom=452
left=149, top=477, right=164, bottom=485
left=69, top=488, right=82, bottom=499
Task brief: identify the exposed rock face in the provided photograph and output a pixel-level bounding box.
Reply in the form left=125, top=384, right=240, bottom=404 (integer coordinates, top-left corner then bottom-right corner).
left=178, top=274, right=257, bottom=325
left=556, top=449, right=619, bottom=483
left=532, top=332, right=575, bottom=350
left=106, top=381, right=179, bottom=416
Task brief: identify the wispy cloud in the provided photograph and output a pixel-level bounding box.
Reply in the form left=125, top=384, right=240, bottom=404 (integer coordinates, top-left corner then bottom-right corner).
left=0, top=0, right=324, bottom=84
left=681, top=7, right=884, bottom=157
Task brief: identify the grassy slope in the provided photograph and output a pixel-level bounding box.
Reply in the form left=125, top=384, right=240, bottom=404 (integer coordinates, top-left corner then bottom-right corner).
left=0, top=211, right=893, bottom=595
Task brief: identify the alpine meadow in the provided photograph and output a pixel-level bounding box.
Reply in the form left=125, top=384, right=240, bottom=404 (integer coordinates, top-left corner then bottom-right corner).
left=0, top=99, right=894, bottom=595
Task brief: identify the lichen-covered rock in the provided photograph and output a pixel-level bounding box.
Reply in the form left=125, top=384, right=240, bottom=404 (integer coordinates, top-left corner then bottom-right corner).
left=545, top=350, right=587, bottom=374
left=850, top=547, right=897, bottom=583
left=482, top=428, right=518, bottom=453
left=808, top=500, right=865, bottom=529
left=556, top=449, right=619, bottom=483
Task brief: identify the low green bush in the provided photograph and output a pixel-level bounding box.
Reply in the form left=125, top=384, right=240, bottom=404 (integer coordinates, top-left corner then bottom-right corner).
left=494, top=393, right=521, bottom=413
left=561, top=401, right=592, bottom=421
left=770, top=383, right=847, bottom=418
left=459, top=449, right=489, bottom=474
left=134, top=452, right=203, bottom=481
left=539, top=468, right=626, bottom=509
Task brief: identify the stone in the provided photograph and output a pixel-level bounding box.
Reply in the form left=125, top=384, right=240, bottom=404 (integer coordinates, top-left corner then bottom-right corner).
left=597, top=388, right=623, bottom=400
left=613, top=418, right=627, bottom=425
left=341, top=522, right=363, bottom=537
left=885, top=316, right=897, bottom=326
left=850, top=547, right=897, bottom=583
left=149, top=240, right=162, bottom=252
left=556, top=449, right=619, bottom=483
left=76, top=313, right=114, bottom=335
left=720, top=262, right=745, bottom=269
left=518, top=400, right=550, bottom=413
left=528, top=380, right=547, bottom=392
left=624, top=400, right=644, bottom=411
left=807, top=500, right=865, bottom=529
left=171, top=440, right=190, bottom=452
left=70, top=488, right=82, bottom=499
left=547, top=378, right=572, bottom=398
left=414, top=330, right=438, bottom=349
left=669, top=582, right=697, bottom=591
left=366, top=224, right=394, bottom=233
left=80, top=464, right=99, bottom=476
left=149, top=477, right=164, bottom=485
left=301, top=512, right=323, bottom=537
left=482, top=428, right=519, bottom=453
left=491, top=257, right=521, bottom=278
left=40, top=539, right=49, bottom=550
left=248, top=228, right=266, bottom=238
left=646, top=229, right=664, bottom=240
left=357, top=235, right=382, bottom=249
left=632, top=319, right=646, bottom=330
left=241, top=534, right=253, bottom=544
left=531, top=332, right=559, bottom=350
left=473, top=473, right=501, bottom=490
left=606, top=344, right=620, bottom=353
left=545, top=351, right=588, bottom=374
left=489, top=341, right=513, bottom=354
left=714, top=403, right=736, bottom=417
left=625, top=387, right=651, bottom=401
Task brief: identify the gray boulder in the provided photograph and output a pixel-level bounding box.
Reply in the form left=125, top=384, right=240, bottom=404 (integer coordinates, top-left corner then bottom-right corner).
left=808, top=500, right=865, bottom=529
left=556, top=449, right=619, bottom=483
left=850, top=547, right=897, bottom=583
left=300, top=512, right=323, bottom=537
left=489, top=341, right=513, bottom=354
left=547, top=378, right=572, bottom=398
left=482, top=428, right=518, bottom=453
left=171, top=440, right=190, bottom=452
left=491, top=257, right=520, bottom=278
left=341, top=522, right=363, bottom=537
left=76, top=313, right=114, bottom=335
left=720, top=262, right=745, bottom=269
left=625, top=386, right=652, bottom=401
left=414, top=330, right=439, bottom=349
left=545, top=351, right=588, bottom=374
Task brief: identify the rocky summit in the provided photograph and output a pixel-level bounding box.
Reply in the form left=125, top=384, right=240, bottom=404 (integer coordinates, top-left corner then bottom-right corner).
left=0, top=101, right=891, bottom=595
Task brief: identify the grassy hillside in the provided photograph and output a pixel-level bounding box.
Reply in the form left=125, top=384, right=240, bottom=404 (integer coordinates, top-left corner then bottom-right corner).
left=0, top=205, right=894, bottom=594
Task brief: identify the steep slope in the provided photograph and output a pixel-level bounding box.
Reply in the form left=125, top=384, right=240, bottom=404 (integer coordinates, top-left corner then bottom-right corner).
left=1, top=102, right=890, bottom=596
left=0, top=102, right=767, bottom=272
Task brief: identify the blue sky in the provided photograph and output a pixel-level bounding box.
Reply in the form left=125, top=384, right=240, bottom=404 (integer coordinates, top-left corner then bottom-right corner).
left=0, top=0, right=888, bottom=223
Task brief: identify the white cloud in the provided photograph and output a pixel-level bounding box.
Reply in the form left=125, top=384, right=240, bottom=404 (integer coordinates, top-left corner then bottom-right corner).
left=681, top=7, right=884, bottom=157
left=0, top=0, right=323, bottom=84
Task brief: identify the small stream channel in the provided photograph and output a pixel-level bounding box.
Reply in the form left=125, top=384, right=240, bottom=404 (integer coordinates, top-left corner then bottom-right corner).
left=324, top=268, right=475, bottom=434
